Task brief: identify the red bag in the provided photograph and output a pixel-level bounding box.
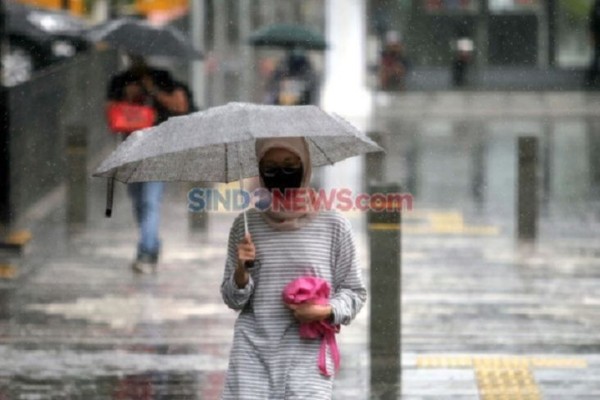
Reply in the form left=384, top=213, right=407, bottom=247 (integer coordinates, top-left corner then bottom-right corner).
left=106, top=102, right=156, bottom=134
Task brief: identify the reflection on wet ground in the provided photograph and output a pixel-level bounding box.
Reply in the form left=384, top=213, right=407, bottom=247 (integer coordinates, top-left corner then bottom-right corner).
left=1, top=93, right=600, bottom=399
left=368, top=92, right=600, bottom=400
left=3, top=371, right=205, bottom=399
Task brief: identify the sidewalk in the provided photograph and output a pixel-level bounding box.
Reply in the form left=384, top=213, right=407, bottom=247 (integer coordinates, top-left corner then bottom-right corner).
left=377, top=91, right=600, bottom=399
left=1, top=92, right=600, bottom=399
left=0, top=173, right=372, bottom=399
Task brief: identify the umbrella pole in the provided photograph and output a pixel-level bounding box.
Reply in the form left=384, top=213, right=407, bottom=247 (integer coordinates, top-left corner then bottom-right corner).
left=239, top=177, right=249, bottom=235
left=236, top=146, right=254, bottom=269
left=237, top=145, right=254, bottom=269
left=237, top=146, right=249, bottom=235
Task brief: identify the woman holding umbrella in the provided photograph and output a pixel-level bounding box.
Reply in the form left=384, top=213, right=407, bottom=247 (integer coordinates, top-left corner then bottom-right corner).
left=92, top=103, right=381, bottom=396
left=220, top=137, right=367, bottom=399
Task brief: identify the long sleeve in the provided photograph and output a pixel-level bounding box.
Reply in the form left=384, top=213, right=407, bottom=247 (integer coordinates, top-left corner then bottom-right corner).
left=221, top=215, right=255, bottom=310
left=329, top=217, right=367, bottom=326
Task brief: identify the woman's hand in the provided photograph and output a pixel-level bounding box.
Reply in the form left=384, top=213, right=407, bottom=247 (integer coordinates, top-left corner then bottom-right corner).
left=287, top=303, right=333, bottom=323
left=237, top=233, right=255, bottom=268
left=234, top=233, right=255, bottom=288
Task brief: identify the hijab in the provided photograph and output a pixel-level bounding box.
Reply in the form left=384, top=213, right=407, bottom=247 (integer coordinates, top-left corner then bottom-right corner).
left=255, top=137, right=318, bottom=231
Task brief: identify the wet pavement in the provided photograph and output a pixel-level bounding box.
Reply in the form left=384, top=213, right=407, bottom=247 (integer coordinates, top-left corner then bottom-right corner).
left=1, top=92, right=600, bottom=399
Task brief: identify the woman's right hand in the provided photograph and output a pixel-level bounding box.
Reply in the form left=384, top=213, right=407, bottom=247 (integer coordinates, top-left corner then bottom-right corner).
left=234, top=233, right=255, bottom=288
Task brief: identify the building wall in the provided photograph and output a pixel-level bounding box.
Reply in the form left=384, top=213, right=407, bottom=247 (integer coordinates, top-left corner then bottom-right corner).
left=367, top=0, right=593, bottom=68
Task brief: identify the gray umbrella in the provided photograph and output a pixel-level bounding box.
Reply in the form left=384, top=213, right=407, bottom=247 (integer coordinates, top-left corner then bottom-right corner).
left=93, top=102, right=383, bottom=231
left=87, top=18, right=202, bottom=60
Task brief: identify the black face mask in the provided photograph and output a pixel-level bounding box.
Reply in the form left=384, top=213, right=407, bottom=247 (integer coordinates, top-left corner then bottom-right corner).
left=260, top=166, right=304, bottom=193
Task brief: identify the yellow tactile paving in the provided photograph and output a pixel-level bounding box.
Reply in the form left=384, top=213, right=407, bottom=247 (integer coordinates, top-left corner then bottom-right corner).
left=417, top=355, right=588, bottom=400
left=477, top=367, right=540, bottom=400
left=0, top=264, right=18, bottom=279
left=529, top=358, right=588, bottom=368
left=5, top=230, right=32, bottom=246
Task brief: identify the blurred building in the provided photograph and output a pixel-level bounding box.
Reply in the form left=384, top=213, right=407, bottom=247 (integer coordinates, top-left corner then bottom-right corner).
left=368, top=0, right=592, bottom=69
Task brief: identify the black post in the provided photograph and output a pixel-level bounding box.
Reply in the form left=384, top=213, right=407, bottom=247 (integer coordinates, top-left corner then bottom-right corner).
left=547, top=0, right=557, bottom=67
left=0, top=0, right=10, bottom=228
left=588, top=120, right=600, bottom=191
left=542, top=124, right=553, bottom=210
left=0, top=88, right=9, bottom=228
left=365, top=132, right=386, bottom=187
left=517, top=137, right=538, bottom=242
left=368, top=182, right=402, bottom=399
left=66, top=125, right=87, bottom=229
left=406, top=132, right=419, bottom=197
left=188, top=182, right=208, bottom=232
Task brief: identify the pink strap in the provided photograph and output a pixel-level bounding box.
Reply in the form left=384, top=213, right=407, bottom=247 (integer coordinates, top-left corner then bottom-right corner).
left=318, top=330, right=340, bottom=377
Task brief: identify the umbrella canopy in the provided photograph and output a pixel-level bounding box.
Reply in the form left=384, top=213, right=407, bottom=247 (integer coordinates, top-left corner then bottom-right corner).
left=87, top=18, right=202, bottom=60
left=248, top=23, right=327, bottom=51
left=4, top=0, right=89, bottom=41
left=93, top=102, right=381, bottom=184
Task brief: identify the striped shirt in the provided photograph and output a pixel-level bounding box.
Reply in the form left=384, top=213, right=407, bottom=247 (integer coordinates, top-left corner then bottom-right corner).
left=220, top=209, right=367, bottom=400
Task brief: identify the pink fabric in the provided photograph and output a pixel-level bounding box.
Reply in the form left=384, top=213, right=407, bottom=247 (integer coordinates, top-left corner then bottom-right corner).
left=282, top=276, right=341, bottom=377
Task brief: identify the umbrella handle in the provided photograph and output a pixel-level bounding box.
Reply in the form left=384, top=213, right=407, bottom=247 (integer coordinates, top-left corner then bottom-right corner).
left=105, top=178, right=114, bottom=218
left=242, top=208, right=249, bottom=235
left=105, top=134, right=126, bottom=218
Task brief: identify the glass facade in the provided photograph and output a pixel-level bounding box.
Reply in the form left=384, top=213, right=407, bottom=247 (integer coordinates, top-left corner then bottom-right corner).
left=369, top=0, right=594, bottom=68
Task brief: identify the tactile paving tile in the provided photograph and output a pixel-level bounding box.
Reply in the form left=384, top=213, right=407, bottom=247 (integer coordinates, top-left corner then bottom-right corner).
left=417, top=355, right=588, bottom=400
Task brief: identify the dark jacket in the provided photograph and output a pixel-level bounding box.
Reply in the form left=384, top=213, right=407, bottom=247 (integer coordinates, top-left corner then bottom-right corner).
left=107, top=68, right=196, bottom=125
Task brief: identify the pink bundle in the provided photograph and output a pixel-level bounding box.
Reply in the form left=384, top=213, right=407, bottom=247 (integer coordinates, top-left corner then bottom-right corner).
left=282, top=276, right=341, bottom=376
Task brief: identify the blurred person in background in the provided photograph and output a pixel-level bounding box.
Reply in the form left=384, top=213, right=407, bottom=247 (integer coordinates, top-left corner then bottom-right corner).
left=379, top=31, right=409, bottom=91
left=265, top=49, right=318, bottom=105
left=106, top=55, right=194, bottom=273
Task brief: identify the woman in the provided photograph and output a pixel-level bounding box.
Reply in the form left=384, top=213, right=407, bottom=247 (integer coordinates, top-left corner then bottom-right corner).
left=220, top=137, right=367, bottom=399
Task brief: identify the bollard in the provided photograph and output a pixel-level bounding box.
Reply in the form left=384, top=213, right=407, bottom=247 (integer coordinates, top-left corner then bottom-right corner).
left=542, top=127, right=553, bottom=209
left=588, top=126, right=600, bottom=189
left=406, top=140, right=418, bottom=197
left=0, top=287, right=11, bottom=319
left=67, top=125, right=87, bottom=229
left=0, top=86, right=10, bottom=226
left=368, top=182, right=402, bottom=399
left=472, top=136, right=485, bottom=206
left=188, top=182, right=208, bottom=232
left=365, top=132, right=386, bottom=187
left=517, top=137, right=538, bottom=242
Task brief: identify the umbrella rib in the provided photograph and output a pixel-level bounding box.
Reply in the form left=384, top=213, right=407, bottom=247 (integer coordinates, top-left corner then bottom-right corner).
left=308, top=137, right=335, bottom=165
left=125, top=160, right=142, bottom=183
left=224, top=143, right=229, bottom=183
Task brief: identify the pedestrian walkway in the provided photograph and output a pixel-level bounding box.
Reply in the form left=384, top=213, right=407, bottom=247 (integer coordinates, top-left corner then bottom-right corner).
left=0, top=175, right=372, bottom=398
left=375, top=91, right=600, bottom=399
left=2, top=92, right=600, bottom=399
